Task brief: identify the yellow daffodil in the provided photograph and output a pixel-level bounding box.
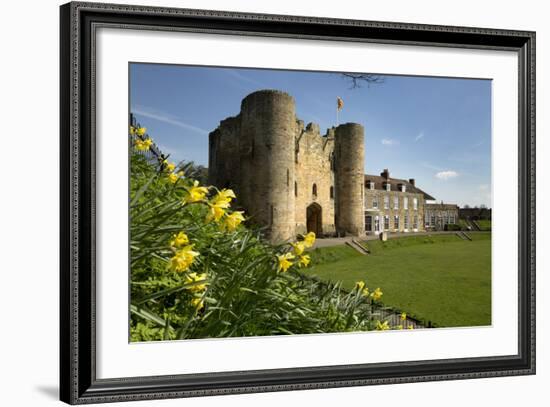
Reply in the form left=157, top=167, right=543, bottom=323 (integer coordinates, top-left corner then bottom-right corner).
left=400, top=312, right=407, bottom=321
left=168, top=170, right=184, bottom=184
left=211, top=189, right=236, bottom=209
left=355, top=281, right=369, bottom=296
left=129, top=125, right=136, bottom=135
left=302, top=232, right=316, bottom=248
left=298, top=254, right=311, bottom=267
left=223, top=211, right=245, bottom=231
left=183, top=181, right=209, bottom=204
left=168, top=173, right=179, bottom=184
left=397, top=325, right=403, bottom=330
left=185, top=272, right=208, bottom=292
left=168, top=245, right=199, bottom=272
left=134, top=138, right=153, bottom=151
left=170, top=231, right=189, bottom=248
left=191, top=297, right=204, bottom=311
left=206, top=204, right=226, bottom=223
left=375, top=321, right=390, bottom=331
left=277, top=252, right=295, bottom=272
left=370, top=287, right=383, bottom=301
left=408, top=325, right=414, bottom=330
left=206, top=189, right=236, bottom=223
left=165, top=162, right=176, bottom=173
left=136, top=127, right=147, bottom=136
left=292, top=242, right=306, bottom=256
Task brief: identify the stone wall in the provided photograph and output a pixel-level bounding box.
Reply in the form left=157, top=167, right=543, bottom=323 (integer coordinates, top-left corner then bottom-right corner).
left=335, top=123, right=365, bottom=236
left=294, top=122, right=336, bottom=236
left=364, top=190, right=425, bottom=233
left=209, top=89, right=365, bottom=242
left=425, top=203, right=459, bottom=230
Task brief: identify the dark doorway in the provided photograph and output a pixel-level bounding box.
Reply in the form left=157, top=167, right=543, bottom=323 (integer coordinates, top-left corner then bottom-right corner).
left=306, top=203, right=323, bottom=236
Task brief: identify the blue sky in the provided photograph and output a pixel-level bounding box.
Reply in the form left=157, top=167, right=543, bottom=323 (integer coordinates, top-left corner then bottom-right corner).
left=130, top=64, right=492, bottom=207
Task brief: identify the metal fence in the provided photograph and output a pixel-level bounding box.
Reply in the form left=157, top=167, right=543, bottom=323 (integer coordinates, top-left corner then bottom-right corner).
left=129, top=113, right=165, bottom=163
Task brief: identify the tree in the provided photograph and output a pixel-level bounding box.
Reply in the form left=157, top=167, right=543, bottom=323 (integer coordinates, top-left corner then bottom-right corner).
left=341, top=73, right=385, bottom=88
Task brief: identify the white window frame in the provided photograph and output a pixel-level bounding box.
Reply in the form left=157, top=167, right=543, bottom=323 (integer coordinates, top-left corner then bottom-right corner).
left=384, top=195, right=390, bottom=209
left=373, top=197, right=378, bottom=208
left=384, top=215, right=390, bottom=230
left=413, top=197, right=418, bottom=210
left=404, top=196, right=408, bottom=209
left=393, top=196, right=399, bottom=210
left=394, top=215, right=399, bottom=230
left=385, top=183, right=391, bottom=191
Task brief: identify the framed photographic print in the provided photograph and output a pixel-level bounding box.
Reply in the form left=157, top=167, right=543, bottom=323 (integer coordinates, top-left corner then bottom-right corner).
left=60, top=1, right=536, bottom=404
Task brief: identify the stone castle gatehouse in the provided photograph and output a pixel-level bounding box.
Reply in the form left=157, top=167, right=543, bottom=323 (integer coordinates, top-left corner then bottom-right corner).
left=208, top=89, right=365, bottom=242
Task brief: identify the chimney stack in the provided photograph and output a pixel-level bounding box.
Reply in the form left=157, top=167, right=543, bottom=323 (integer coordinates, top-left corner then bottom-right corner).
left=381, top=169, right=390, bottom=179
left=409, top=178, right=415, bottom=186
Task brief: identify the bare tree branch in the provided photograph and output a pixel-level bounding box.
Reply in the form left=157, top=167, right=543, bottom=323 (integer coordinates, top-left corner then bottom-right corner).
left=341, top=73, right=385, bottom=89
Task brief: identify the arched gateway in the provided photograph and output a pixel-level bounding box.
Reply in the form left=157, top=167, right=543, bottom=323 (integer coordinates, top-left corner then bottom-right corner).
left=306, top=203, right=323, bottom=236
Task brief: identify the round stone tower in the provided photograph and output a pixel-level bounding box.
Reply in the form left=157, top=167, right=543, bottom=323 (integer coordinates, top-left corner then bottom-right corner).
left=239, top=90, right=296, bottom=242
left=334, top=123, right=365, bottom=236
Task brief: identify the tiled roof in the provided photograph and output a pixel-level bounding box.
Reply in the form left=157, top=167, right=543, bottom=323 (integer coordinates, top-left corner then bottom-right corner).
left=364, top=174, right=435, bottom=201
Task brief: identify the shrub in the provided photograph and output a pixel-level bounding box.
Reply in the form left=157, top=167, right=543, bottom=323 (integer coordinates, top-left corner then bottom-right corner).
left=444, top=223, right=461, bottom=231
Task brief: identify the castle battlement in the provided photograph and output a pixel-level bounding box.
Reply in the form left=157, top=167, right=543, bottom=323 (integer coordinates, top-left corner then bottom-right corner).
left=209, top=89, right=365, bottom=242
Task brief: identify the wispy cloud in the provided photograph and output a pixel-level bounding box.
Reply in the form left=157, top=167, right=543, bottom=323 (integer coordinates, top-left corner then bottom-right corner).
left=435, top=170, right=459, bottom=180
left=132, top=106, right=209, bottom=135
left=421, top=161, right=443, bottom=171
left=415, top=132, right=425, bottom=142
left=225, top=69, right=266, bottom=88
left=473, top=140, right=485, bottom=148
left=381, top=138, right=399, bottom=146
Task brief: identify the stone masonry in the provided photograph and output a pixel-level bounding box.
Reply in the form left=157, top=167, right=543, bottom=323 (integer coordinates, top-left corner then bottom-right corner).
left=208, top=89, right=365, bottom=242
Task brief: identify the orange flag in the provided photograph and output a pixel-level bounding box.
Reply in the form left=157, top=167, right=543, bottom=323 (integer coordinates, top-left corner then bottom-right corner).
left=337, top=96, right=344, bottom=111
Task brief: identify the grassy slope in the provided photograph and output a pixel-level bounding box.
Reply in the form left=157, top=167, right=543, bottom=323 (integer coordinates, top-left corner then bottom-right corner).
left=306, top=233, right=491, bottom=327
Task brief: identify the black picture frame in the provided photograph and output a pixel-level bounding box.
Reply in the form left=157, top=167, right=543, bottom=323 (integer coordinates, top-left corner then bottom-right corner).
left=60, top=2, right=536, bottom=404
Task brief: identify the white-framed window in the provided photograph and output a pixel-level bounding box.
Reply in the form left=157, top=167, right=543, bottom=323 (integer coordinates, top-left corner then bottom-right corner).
left=373, top=197, right=378, bottom=208
left=401, top=184, right=406, bottom=193
left=384, top=215, right=390, bottom=230
left=368, top=181, right=375, bottom=190
left=431, top=215, right=435, bottom=226
left=365, top=215, right=372, bottom=231
left=384, top=195, right=390, bottom=209
left=394, top=215, right=399, bottom=230
left=393, top=196, right=399, bottom=210
left=413, top=197, right=418, bottom=210
left=404, top=197, right=408, bottom=209
left=404, top=213, right=409, bottom=229
left=374, top=216, right=380, bottom=232
left=413, top=215, right=418, bottom=229
left=385, top=182, right=391, bottom=191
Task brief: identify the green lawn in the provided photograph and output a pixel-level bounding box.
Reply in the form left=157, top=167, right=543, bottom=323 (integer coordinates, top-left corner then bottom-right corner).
left=476, top=220, right=492, bottom=231
left=306, top=233, right=491, bottom=327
